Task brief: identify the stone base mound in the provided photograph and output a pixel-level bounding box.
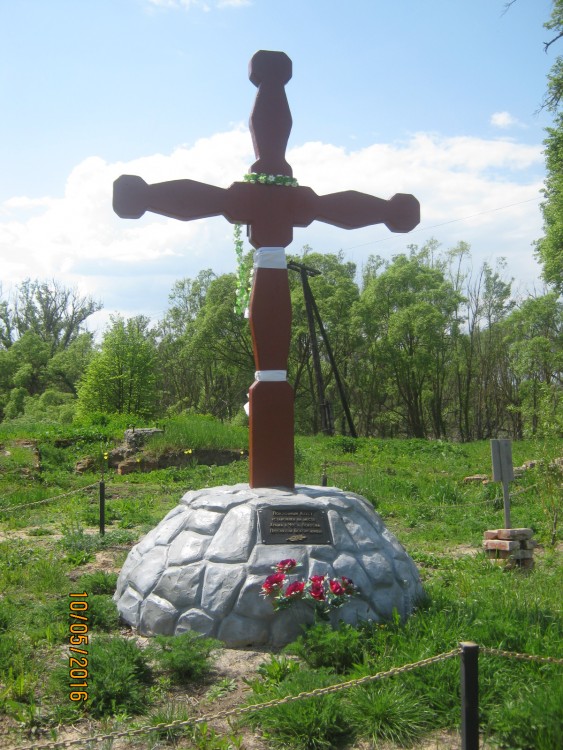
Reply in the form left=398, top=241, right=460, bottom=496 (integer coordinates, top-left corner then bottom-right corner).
left=114, top=484, right=424, bottom=647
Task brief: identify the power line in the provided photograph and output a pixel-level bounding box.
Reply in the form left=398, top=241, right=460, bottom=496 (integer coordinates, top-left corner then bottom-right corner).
left=338, top=197, right=541, bottom=253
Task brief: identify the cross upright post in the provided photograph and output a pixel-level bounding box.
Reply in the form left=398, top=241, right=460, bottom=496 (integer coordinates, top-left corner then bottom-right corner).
left=113, top=50, right=420, bottom=490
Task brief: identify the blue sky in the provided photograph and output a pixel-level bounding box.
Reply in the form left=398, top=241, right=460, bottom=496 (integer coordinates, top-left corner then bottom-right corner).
left=0, top=0, right=556, bottom=331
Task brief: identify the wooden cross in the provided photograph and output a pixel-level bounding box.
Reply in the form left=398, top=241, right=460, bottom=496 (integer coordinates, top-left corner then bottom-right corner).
left=113, top=50, right=420, bottom=490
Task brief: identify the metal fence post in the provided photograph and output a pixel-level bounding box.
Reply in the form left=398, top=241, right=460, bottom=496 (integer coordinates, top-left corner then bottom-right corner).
left=460, top=641, right=479, bottom=750
left=99, top=480, right=105, bottom=536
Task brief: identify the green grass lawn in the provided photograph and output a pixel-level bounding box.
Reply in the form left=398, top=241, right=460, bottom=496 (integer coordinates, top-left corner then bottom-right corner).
left=0, top=415, right=561, bottom=749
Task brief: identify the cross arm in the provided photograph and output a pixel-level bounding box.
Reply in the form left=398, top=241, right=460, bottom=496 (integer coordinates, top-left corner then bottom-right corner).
left=315, top=191, right=420, bottom=233
left=113, top=175, right=229, bottom=221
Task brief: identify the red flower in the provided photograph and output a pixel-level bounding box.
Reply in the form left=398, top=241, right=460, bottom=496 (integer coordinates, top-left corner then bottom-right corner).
left=285, top=581, right=305, bottom=597
left=309, top=575, right=326, bottom=585
left=329, top=579, right=346, bottom=596
left=261, top=572, right=286, bottom=595
left=276, top=558, right=297, bottom=573
left=340, top=576, right=356, bottom=594
left=309, top=582, right=325, bottom=601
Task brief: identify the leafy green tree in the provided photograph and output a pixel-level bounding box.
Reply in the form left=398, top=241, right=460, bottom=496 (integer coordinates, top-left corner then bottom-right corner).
left=157, top=271, right=253, bottom=421
left=188, top=274, right=254, bottom=419
left=355, top=245, right=462, bottom=438
left=0, top=279, right=101, bottom=354
left=47, top=332, right=95, bottom=396
left=536, top=116, right=563, bottom=291
left=533, top=1, right=563, bottom=290
left=77, top=315, right=158, bottom=418
left=157, top=269, right=218, bottom=414
left=505, top=292, right=563, bottom=436
left=0, top=280, right=100, bottom=420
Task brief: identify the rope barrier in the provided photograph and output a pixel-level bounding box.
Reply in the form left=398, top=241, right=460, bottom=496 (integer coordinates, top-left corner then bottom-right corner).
left=481, top=647, right=563, bottom=665
left=0, top=483, right=99, bottom=514
left=7, top=644, right=563, bottom=749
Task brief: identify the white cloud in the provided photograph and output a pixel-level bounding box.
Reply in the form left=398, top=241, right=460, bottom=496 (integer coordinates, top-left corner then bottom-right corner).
left=0, top=127, right=545, bottom=330
left=490, top=111, right=521, bottom=129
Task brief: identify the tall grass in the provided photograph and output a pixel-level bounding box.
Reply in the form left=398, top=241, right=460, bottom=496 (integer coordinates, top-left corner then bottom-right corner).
left=146, top=413, right=248, bottom=452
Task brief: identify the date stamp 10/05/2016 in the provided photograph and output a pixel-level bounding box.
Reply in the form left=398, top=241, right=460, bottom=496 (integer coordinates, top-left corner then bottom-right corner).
left=68, top=592, right=89, bottom=702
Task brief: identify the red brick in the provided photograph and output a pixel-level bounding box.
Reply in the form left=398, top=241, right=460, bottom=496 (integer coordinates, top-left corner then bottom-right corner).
left=483, top=539, right=520, bottom=551
left=484, top=530, right=499, bottom=540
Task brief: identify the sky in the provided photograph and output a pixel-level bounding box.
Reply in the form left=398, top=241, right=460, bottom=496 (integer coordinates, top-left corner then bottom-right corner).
left=0, top=0, right=557, bottom=335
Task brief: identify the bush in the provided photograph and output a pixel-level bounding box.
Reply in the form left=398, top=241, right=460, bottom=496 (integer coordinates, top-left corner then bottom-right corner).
left=50, top=635, right=152, bottom=719
left=86, top=595, right=120, bottom=632
left=77, top=571, right=118, bottom=595
left=244, top=667, right=348, bottom=750
left=150, top=631, right=221, bottom=684
left=346, top=680, right=433, bottom=746
left=285, top=621, right=366, bottom=673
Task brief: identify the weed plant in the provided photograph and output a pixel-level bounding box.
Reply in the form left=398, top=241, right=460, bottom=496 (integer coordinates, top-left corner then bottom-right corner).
left=77, top=571, right=118, bottom=594
left=345, top=681, right=434, bottom=746
left=149, top=631, right=221, bottom=684
left=145, top=701, right=193, bottom=744
left=86, top=594, right=121, bottom=632
left=244, top=666, right=348, bottom=750
left=50, top=636, right=153, bottom=720
left=284, top=621, right=366, bottom=673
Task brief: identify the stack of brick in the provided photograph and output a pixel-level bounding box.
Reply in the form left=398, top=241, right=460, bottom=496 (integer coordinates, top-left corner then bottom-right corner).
left=483, top=528, right=536, bottom=569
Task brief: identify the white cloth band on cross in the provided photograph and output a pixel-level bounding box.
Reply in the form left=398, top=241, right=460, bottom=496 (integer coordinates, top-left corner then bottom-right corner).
left=254, top=247, right=286, bottom=269
left=254, top=370, right=287, bottom=381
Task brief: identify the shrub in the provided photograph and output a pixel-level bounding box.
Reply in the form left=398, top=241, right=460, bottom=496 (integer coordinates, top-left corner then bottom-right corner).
left=86, top=595, right=120, bottom=632
left=50, top=635, right=152, bottom=718
left=346, top=680, right=433, bottom=746
left=149, top=631, right=221, bottom=684
left=77, top=571, right=118, bottom=595
left=285, top=621, right=366, bottom=673
left=244, top=667, right=348, bottom=750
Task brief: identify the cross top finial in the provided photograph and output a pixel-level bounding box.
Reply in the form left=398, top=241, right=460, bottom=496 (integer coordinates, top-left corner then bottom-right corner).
left=249, top=50, right=293, bottom=178
left=249, top=50, right=292, bottom=86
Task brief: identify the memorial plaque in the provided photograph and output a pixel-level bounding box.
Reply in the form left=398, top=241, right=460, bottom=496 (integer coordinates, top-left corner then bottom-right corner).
left=258, top=506, right=333, bottom=545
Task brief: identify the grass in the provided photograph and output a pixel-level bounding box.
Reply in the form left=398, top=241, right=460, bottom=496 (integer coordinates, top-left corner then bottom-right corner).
left=0, top=414, right=561, bottom=748
left=146, top=412, right=249, bottom=452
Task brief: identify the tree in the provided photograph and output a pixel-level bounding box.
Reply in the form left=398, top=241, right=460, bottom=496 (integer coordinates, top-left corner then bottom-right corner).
left=0, top=280, right=100, bottom=420
left=355, top=245, right=462, bottom=438
left=0, top=279, right=101, bottom=354
left=157, top=271, right=254, bottom=420
left=536, top=116, right=563, bottom=291
left=77, top=315, right=158, bottom=418
left=505, top=292, right=563, bottom=436
left=534, top=1, right=563, bottom=290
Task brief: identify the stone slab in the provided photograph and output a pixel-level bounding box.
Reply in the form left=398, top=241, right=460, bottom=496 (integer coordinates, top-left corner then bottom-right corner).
left=496, top=528, right=534, bottom=541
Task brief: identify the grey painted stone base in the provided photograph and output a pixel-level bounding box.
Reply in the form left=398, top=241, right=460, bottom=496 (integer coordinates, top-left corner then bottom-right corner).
left=114, top=484, right=424, bottom=648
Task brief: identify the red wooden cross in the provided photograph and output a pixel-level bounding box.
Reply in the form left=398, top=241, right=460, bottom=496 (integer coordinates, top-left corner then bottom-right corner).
left=113, top=50, right=420, bottom=490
